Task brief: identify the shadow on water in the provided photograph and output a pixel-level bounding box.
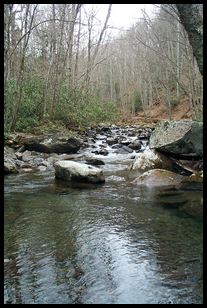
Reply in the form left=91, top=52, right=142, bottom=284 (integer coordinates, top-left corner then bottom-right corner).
left=4, top=171, right=203, bottom=304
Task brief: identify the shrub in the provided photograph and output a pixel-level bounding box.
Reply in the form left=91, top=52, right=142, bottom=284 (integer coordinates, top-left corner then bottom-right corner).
left=16, top=77, right=43, bottom=131
left=170, top=97, right=180, bottom=108
left=4, top=77, right=119, bottom=133
left=54, top=85, right=119, bottom=127
left=133, top=92, right=143, bottom=112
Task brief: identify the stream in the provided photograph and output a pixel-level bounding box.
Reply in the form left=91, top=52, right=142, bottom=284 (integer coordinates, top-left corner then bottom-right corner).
left=4, top=126, right=203, bottom=304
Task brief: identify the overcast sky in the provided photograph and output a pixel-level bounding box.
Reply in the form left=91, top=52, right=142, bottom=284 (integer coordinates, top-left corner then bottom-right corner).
left=85, top=4, right=157, bottom=36
left=110, top=4, right=156, bottom=28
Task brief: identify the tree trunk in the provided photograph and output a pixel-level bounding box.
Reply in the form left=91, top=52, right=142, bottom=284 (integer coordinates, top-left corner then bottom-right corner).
left=176, top=20, right=180, bottom=98
left=176, top=4, right=203, bottom=76
left=10, top=4, right=37, bottom=131
left=74, top=8, right=81, bottom=85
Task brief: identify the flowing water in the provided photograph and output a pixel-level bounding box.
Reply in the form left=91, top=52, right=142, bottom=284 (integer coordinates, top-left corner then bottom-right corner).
left=4, top=172, right=203, bottom=304
left=4, top=128, right=203, bottom=304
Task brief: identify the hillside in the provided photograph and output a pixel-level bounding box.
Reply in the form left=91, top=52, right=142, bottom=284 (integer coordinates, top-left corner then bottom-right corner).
left=134, top=96, right=192, bottom=123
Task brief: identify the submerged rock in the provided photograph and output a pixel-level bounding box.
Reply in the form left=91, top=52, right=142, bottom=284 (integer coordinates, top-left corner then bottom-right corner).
left=128, top=140, right=142, bottom=151
left=149, top=120, right=203, bottom=157
left=92, top=149, right=109, bottom=156
left=132, top=168, right=203, bottom=189
left=85, top=157, right=105, bottom=166
left=132, top=169, right=185, bottom=188
left=106, top=137, right=118, bottom=145
left=115, top=146, right=133, bottom=154
left=179, top=195, right=203, bottom=217
left=54, top=160, right=105, bottom=184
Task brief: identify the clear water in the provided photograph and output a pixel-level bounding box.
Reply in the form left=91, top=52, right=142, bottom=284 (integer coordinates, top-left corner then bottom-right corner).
left=4, top=169, right=203, bottom=304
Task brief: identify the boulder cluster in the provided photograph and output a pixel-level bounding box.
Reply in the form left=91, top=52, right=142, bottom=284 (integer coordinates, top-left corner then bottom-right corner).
left=4, top=120, right=203, bottom=188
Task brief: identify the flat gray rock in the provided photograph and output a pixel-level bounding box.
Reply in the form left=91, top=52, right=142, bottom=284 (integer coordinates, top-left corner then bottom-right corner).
left=54, top=160, right=105, bottom=184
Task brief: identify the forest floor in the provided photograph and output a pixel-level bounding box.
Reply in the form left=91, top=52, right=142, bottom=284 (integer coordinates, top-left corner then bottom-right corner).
left=118, top=96, right=192, bottom=125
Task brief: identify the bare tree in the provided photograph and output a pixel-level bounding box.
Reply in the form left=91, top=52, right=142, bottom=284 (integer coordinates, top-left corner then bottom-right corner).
left=10, top=4, right=38, bottom=131
left=85, top=4, right=112, bottom=85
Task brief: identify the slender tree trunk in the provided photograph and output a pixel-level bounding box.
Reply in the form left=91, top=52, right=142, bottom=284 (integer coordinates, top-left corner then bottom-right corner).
left=110, top=57, right=113, bottom=101
left=50, top=4, right=66, bottom=119
left=10, top=4, right=37, bottom=131
left=85, top=4, right=112, bottom=86
left=67, top=4, right=81, bottom=87
left=74, top=8, right=81, bottom=85
left=4, top=4, right=10, bottom=87
left=176, top=20, right=180, bottom=98
left=4, top=5, right=16, bottom=86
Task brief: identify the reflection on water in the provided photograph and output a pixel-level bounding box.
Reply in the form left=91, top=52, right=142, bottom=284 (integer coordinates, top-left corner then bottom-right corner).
left=4, top=172, right=203, bottom=304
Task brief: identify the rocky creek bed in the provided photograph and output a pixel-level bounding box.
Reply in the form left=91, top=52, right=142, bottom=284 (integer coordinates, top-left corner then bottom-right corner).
left=4, top=121, right=203, bottom=304
left=4, top=124, right=151, bottom=174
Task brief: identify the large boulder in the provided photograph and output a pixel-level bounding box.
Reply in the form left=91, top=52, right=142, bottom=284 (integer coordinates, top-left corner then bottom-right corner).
left=54, top=161, right=105, bottom=184
left=149, top=120, right=203, bottom=157
left=25, top=137, right=82, bottom=154
left=129, top=149, right=174, bottom=172
left=5, top=133, right=83, bottom=154
left=4, top=158, right=18, bottom=174
left=4, top=146, right=19, bottom=174
left=4, top=146, right=17, bottom=159
left=5, top=133, right=44, bottom=151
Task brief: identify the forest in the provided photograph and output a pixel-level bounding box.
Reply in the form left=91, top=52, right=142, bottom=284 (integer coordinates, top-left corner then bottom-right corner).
left=4, top=4, right=203, bottom=132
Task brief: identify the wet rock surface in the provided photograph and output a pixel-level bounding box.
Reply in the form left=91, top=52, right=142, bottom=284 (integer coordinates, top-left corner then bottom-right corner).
left=54, top=160, right=105, bottom=184
left=4, top=160, right=19, bottom=174
left=149, top=120, right=203, bottom=157
left=130, top=149, right=175, bottom=173
left=131, top=169, right=186, bottom=188
left=24, top=136, right=83, bottom=154
left=4, top=123, right=203, bottom=188
left=4, top=124, right=152, bottom=175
